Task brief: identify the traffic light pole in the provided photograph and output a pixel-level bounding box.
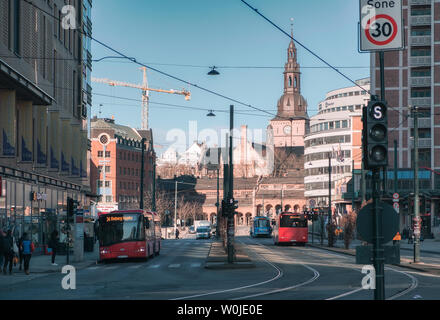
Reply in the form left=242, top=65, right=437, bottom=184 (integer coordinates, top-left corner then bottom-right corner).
left=373, top=51, right=386, bottom=300
left=413, top=106, right=420, bottom=263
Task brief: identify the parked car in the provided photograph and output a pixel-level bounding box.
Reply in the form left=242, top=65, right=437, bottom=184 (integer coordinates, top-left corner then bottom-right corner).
left=189, top=226, right=196, bottom=234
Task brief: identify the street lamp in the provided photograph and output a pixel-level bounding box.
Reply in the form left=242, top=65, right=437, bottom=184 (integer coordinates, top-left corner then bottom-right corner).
left=207, top=110, right=216, bottom=117
left=208, top=67, right=220, bottom=76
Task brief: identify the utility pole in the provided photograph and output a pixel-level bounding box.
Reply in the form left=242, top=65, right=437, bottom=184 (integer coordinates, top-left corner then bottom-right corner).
left=352, top=159, right=355, bottom=213
left=140, top=138, right=146, bottom=209
left=174, top=180, right=178, bottom=237
left=216, top=166, right=220, bottom=239
left=413, top=106, right=420, bottom=263
left=152, top=159, right=156, bottom=212
left=328, top=153, right=332, bottom=224
left=227, top=105, right=235, bottom=264
left=394, top=140, right=398, bottom=231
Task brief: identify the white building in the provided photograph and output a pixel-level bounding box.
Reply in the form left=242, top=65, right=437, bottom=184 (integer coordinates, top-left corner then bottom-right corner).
left=304, top=79, right=370, bottom=215
left=178, top=142, right=205, bottom=166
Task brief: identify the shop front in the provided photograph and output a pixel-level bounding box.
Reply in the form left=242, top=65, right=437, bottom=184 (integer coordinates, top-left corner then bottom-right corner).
left=0, top=175, right=85, bottom=255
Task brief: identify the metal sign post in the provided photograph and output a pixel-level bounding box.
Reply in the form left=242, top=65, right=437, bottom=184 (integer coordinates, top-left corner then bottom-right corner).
left=359, top=0, right=404, bottom=301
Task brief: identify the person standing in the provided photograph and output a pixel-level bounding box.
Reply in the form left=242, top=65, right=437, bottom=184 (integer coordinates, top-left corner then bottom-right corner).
left=3, top=230, right=14, bottom=275
left=175, top=228, right=180, bottom=240
left=21, top=233, right=34, bottom=275
left=49, top=230, right=59, bottom=266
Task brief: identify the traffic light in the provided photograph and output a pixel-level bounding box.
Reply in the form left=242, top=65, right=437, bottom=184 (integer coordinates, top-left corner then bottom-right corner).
left=67, top=197, right=78, bottom=217
left=362, top=99, right=388, bottom=169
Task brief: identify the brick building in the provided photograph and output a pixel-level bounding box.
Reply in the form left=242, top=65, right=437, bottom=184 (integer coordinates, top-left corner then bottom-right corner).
left=90, top=117, right=155, bottom=212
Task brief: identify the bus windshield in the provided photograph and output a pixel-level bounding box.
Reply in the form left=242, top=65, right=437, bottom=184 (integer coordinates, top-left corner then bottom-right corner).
left=255, top=219, right=270, bottom=228
left=197, top=227, right=210, bottom=233
left=279, top=215, right=307, bottom=228
left=99, top=213, right=144, bottom=246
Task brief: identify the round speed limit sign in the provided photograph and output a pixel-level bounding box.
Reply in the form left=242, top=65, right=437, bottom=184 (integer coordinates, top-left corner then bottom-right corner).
left=360, top=0, right=403, bottom=52
left=365, top=14, right=398, bottom=46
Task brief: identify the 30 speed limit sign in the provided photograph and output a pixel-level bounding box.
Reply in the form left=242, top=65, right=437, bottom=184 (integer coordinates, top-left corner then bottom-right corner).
left=360, top=0, right=404, bottom=51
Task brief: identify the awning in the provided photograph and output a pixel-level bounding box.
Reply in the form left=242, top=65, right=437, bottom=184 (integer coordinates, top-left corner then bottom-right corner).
left=0, top=59, right=53, bottom=106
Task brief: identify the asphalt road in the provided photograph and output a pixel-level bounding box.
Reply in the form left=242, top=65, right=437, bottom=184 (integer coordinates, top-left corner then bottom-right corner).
left=1, top=237, right=440, bottom=300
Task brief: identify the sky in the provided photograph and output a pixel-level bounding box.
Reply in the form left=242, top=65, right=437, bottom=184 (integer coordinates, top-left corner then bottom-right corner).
left=91, top=0, right=370, bottom=155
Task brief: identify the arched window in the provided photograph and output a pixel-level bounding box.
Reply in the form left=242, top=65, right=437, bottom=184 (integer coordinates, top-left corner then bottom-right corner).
left=294, top=77, right=298, bottom=88
left=289, top=76, right=292, bottom=87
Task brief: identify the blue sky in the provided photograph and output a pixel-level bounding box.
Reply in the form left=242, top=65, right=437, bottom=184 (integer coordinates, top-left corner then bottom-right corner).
left=91, top=0, right=370, bottom=154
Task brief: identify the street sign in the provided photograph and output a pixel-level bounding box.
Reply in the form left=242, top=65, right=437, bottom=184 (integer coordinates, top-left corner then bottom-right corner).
left=393, top=202, right=399, bottom=213
left=356, top=202, right=399, bottom=244
left=359, top=0, right=404, bottom=52
left=393, top=193, right=399, bottom=201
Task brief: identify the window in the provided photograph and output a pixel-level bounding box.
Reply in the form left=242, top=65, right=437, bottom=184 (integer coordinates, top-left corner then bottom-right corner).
left=342, top=120, right=348, bottom=128
left=105, top=166, right=110, bottom=173
left=411, top=68, right=431, bottom=77
left=105, top=196, right=113, bottom=203
left=105, top=151, right=111, bottom=157
left=411, top=7, right=431, bottom=16
left=411, top=28, right=431, bottom=36
left=105, top=181, right=111, bottom=188
left=97, top=181, right=103, bottom=188
left=13, top=0, right=20, bottom=54
left=98, top=151, right=103, bottom=157
left=98, top=166, right=103, bottom=173
left=411, top=48, right=431, bottom=57
left=411, top=88, right=431, bottom=98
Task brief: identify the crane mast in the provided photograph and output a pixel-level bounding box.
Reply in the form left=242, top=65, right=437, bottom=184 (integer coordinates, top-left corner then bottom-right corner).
left=92, top=68, right=191, bottom=129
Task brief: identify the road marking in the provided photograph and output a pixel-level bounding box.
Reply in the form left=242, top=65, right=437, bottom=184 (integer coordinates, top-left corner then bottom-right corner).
left=148, top=264, right=160, bottom=269
left=128, top=265, right=142, bottom=269
left=190, top=263, right=202, bottom=268
left=105, top=266, right=119, bottom=270
left=168, top=264, right=181, bottom=268
left=87, top=266, right=100, bottom=270
left=171, top=241, right=284, bottom=300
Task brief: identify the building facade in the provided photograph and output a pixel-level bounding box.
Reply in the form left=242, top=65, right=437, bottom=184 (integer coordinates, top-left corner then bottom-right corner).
left=370, top=0, right=440, bottom=237
left=0, top=0, right=92, bottom=252
left=90, top=117, right=155, bottom=213
left=304, top=79, right=370, bottom=217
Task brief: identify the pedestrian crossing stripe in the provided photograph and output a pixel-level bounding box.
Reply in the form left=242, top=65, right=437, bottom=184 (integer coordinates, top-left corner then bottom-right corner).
left=168, top=264, right=181, bottom=268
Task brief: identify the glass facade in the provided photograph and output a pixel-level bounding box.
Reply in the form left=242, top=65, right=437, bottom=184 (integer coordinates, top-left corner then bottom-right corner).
left=0, top=177, right=84, bottom=255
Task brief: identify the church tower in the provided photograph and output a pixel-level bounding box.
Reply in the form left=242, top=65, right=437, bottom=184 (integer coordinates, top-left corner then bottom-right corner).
left=268, top=24, right=309, bottom=148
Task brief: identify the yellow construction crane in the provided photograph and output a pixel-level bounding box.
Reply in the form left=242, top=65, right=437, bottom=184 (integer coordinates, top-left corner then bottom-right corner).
left=92, top=67, right=191, bottom=129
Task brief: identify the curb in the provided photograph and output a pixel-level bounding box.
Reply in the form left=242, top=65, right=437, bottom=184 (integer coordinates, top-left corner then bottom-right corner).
left=309, top=243, right=440, bottom=275
left=204, top=241, right=255, bottom=270
left=28, top=259, right=98, bottom=274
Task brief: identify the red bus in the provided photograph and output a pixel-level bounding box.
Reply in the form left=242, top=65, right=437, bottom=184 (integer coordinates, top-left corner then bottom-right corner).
left=98, top=210, right=161, bottom=262
left=272, top=212, right=308, bottom=246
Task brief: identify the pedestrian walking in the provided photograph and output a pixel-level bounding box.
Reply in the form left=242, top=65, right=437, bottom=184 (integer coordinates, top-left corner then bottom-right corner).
left=49, top=230, right=59, bottom=266
left=175, top=228, right=180, bottom=240
left=21, top=233, right=34, bottom=275
left=17, top=234, right=24, bottom=271
left=3, top=229, right=14, bottom=275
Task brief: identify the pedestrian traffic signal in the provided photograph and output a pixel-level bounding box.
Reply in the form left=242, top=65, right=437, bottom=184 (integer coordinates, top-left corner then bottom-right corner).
left=362, top=100, right=388, bottom=169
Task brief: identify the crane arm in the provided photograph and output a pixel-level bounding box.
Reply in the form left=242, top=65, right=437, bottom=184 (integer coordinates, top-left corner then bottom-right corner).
left=92, top=77, right=191, bottom=100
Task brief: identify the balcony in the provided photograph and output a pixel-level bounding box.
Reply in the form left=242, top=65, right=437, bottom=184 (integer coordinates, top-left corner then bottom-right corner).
left=411, top=76, right=431, bottom=87
left=411, top=15, right=431, bottom=26
left=409, top=117, right=432, bottom=129
left=410, top=0, right=431, bottom=5
left=410, top=56, right=431, bottom=67
left=410, top=138, right=432, bottom=148
left=410, top=35, right=431, bottom=46
left=410, top=97, right=431, bottom=107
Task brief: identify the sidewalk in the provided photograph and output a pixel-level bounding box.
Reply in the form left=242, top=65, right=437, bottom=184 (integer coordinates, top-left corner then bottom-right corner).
left=308, top=235, right=440, bottom=275
left=3, top=242, right=99, bottom=275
